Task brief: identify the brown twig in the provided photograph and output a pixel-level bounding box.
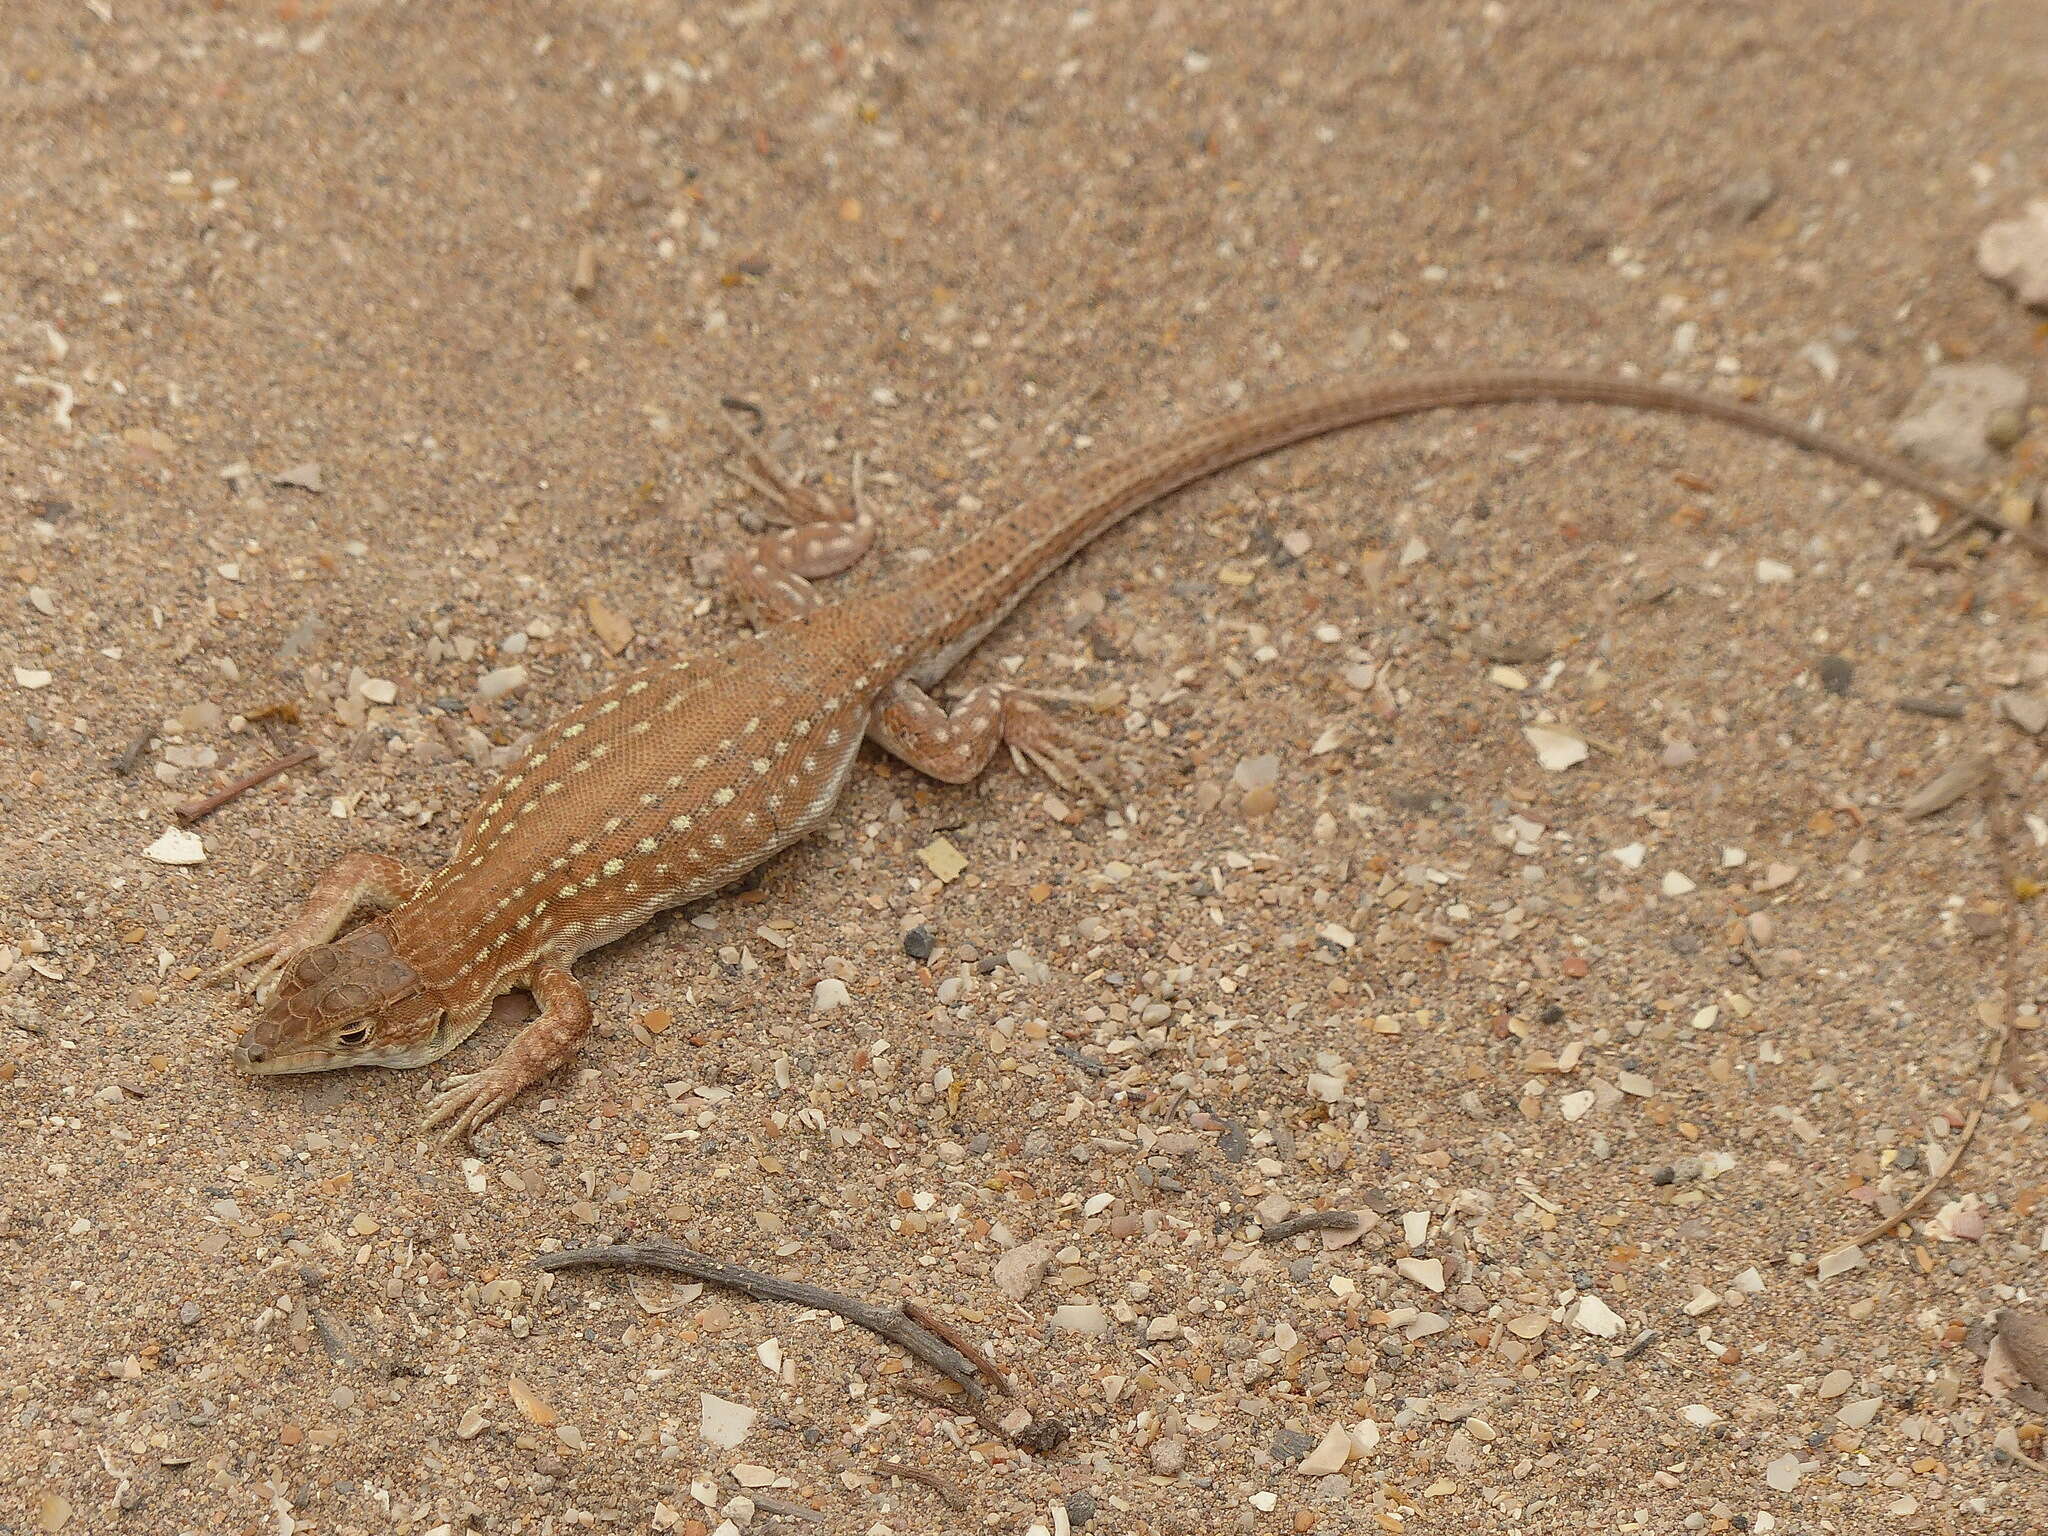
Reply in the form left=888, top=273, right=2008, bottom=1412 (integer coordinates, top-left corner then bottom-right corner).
left=901, top=1298, right=1013, bottom=1395
left=1258, top=1210, right=1362, bottom=1242
left=745, top=1493, right=827, bottom=1525
left=175, top=744, right=319, bottom=823
left=1894, top=695, right=1967, bottom=720
left=874, top=1460, right=969, bottom=1511
left=534, top=1241, right=986, bottom=1399
left=894, top=1376, right=1070, bottom=1455
left=109, top=724, right=155, bottom=777
left=1926, top=502, right=2048, bottom=562
left=897, top=1374, right=994, bottom=1428
left=1812, top=763, right=2029, bottom=1268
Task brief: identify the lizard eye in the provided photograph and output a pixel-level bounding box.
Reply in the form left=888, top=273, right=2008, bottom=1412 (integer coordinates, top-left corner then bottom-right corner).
left=337, top=1024, right=373, bottom=1047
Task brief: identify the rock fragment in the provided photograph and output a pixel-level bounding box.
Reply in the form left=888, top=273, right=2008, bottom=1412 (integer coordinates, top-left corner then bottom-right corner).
left=1890, top=363, right=2029, bottom=475
left=1978, top=200, right=2048, bottom=309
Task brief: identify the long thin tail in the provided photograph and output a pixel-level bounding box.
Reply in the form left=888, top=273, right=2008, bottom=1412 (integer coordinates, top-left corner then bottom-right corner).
left=890, top=369, right=2000, bottom=660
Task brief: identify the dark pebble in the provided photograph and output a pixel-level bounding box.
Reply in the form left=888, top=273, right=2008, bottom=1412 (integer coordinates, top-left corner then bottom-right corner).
left=902, top=925, right=934, bottom=960
left=1064, top=1493, right=1098, bottom=1527
left=1818, top=655, right=1854, bottom=695
left=1269, top=1427, right=1317, bottom=1463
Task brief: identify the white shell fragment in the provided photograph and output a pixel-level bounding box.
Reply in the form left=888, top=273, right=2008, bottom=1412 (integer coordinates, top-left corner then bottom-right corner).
left=1567, top=1293, right=1625, bottom=1338
left=699, top=1393, right=756, bottom=1451
left=1522, top=726, right=1588, bottom=772
left=143, top=828, right=206, bottom=865
left=1297, top=1421, right=1352, bottom=1476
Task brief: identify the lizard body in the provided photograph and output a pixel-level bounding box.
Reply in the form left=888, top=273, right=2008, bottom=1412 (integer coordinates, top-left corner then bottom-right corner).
left=223, top=370, right=1982, bottom=1138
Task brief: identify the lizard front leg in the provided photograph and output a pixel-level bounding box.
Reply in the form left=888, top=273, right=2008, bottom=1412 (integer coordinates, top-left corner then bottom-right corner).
left=716, top=414, right=877, bottom=623
left=420, top=962, right=592, bottom=1142
left=868, top=678, right=1112, bottom=801
left=211, top=851, right=423, bottom=999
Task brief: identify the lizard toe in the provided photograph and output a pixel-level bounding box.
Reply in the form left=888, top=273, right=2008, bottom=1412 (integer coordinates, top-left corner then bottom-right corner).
left=207, top=937, right=282, bottom=989
left=1001, top=696, right=1115, bottom=802
left=424, top=1069, right=518, bottom=1143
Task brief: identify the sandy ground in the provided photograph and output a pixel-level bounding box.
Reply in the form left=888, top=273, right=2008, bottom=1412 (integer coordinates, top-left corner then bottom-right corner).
left=5, top=2, right=2048, bottom=1533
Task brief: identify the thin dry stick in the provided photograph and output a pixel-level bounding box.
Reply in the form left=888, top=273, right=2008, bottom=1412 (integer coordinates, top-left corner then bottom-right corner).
left=874, top=1460, right=969, bottom=1511
left=746, top=1492, right=827, bottom=1525
left=1259, top=1210, right=1363, bottom=1242
left=896, top=1375, right=1010, bottom=1440
left=1812, top=764, right=2029, bottom=1267
left=534, top=1241, right=986, bottom=1400
left=175, top=744, right=319, bottom=824
left=1925, top=495, right=2048, bottom=562
left=109, top=724, right=155, bottom=777
left=901, top=1298, right=1013, bottom=1396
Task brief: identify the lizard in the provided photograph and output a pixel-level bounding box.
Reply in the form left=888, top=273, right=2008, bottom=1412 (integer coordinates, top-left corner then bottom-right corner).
left=218, top=368, right=1995, bottom=1141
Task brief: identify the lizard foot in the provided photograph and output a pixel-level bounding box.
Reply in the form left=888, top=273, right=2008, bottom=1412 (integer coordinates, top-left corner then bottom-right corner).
left=207, top=933, right=301, bottom=1002
left=207, top=852, right=423, bottom=1001
left=421, top=1067, right=524, bottom=1144
left=1000, top=692, right=1116, bottom=803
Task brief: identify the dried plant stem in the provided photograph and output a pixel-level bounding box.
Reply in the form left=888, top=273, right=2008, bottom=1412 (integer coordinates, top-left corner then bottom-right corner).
left=1814, top=763, right=2031, bottom=1267
left=535, top=1240, right=986, bottom=1399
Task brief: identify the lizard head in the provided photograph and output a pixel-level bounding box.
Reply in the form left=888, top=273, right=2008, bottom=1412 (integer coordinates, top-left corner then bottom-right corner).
left=233, top=922, right=452, bottom=1073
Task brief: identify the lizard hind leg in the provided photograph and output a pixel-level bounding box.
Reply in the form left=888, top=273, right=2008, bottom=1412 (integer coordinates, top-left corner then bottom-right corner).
left=714, top=409, right=878, bottom=624
left=210, top=851, right=423, bottom=1001
left=869, top=679, right=1115, bottom=803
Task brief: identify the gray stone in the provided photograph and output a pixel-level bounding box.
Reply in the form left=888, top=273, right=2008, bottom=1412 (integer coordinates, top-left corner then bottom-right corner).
left=1891, top=363, right=2029, bottom=476
left=1999, top=690, right=2048, bottom=737
left=1979, top=201, right=2048, bottom=310
left=1269, top=1427, right=1318, bottom=1464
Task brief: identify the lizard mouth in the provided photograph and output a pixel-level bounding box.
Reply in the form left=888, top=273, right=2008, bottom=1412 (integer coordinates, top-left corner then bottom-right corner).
left=232, top=1001, right=455, bottom=1075
left=232, top=1031, right=345, bottom=1074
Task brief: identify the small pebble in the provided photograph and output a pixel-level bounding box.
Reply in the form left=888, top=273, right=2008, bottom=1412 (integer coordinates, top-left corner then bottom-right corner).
left=476, top=665, right=529, bottom=701
left=1891, top=363, right=2029, bottom=475
left=1149, top=1437, right=1186, bottom=1476
left=1269, top=1427, right=1317, bottom=1464
left=1978, top=200, right=2048, bottom=309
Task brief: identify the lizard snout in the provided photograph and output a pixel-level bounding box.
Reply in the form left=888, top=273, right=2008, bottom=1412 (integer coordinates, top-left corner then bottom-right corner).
left=232, top=1026, right=277, bottom=1072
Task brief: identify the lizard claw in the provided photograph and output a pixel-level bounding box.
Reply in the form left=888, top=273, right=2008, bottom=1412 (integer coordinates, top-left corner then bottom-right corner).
left=207, top=936, right=292, bottom=1001
left=422, top=1067, right=519, bottom=1144
left=1001, top=693, right=1116, bottom=803
left=710, top=408, right=845, bottom=527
